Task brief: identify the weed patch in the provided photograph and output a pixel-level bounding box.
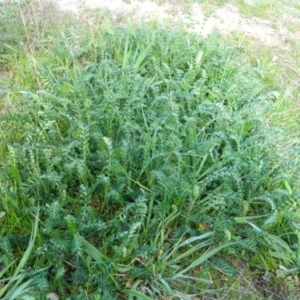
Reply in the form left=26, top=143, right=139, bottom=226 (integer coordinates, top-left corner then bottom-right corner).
left=0, top=3, right=300, bottom=299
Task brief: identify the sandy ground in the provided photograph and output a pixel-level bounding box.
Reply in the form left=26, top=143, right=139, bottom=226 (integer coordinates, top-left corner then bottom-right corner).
left=0, top=0, right=299, bottom=48
left=49, top=0, right=300, bottom=50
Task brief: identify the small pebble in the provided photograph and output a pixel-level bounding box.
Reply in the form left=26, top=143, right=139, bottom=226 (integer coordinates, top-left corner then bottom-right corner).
left=46, top=292, right=59, bottom=300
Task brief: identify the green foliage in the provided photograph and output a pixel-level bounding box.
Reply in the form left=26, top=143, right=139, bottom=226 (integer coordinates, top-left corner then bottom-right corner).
left=0, top=3, right=299, bottom=299
left=0, top=206, right=48, bottom=299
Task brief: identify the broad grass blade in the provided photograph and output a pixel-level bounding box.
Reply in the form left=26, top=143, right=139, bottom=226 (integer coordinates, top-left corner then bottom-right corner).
left=0, top=206, right=39, bottom=297
left=125, top=289, right=154, bottom=300
left=172, top=242, right=235, bottom=280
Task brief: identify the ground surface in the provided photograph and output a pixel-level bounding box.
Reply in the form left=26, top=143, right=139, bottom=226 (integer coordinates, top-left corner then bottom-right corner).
left=51, top=0, right=300, bottom=50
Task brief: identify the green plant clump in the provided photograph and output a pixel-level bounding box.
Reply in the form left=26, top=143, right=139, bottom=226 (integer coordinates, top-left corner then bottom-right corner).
left=0, top=5, right=300, bottom=299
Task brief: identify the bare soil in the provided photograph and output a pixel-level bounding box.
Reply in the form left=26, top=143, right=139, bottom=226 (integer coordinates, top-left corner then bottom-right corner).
left=51, top=0, right=300, bottom=50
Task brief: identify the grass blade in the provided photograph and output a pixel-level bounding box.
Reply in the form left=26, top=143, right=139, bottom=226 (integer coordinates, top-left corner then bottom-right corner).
left=0, top=206, right=39, bottom=297
left=124, top=289, right=154, bottom=300
left=172, top=242, right=235, bottom=280
left=2, top=277, right=34, bottom=300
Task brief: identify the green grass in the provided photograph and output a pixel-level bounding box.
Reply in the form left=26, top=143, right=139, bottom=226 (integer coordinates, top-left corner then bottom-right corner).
left=233, top=0, right=300, bottom=20
left=176, top=0, right=300, bottom=19
left=1, top=1, right=300, bottom=299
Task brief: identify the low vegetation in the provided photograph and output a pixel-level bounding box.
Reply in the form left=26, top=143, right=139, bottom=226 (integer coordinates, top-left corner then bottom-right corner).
left=0, top=1, right=300, bottom=299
